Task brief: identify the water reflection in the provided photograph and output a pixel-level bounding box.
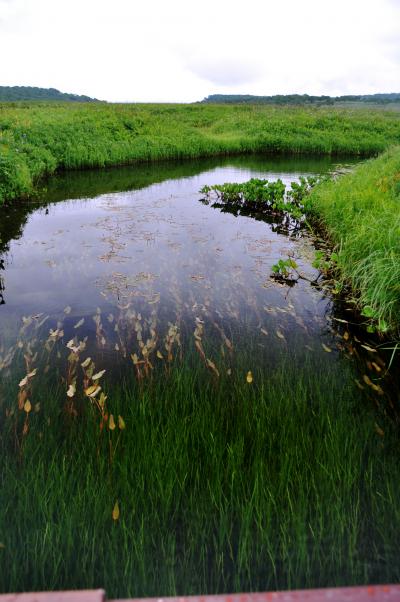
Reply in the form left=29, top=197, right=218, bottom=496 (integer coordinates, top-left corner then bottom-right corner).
left=1, top=154, right=382, bottom=394
left=0, top=258, right=4, bottom=305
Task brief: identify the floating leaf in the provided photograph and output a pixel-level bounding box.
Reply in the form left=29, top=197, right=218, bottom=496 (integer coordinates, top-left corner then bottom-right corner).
left=66, top=339, right=81, bottom=353
left=73, top=318, right=85, bottom=329
left=246, top=371, right=253, bottom=384
left=260, top=328, right=268, bottom=336
left=112, top=501, right=120, bottom=521
left=109, top=414, right=116, bottom=430
left=375, top=424, right=384, bottom=437
left=24, top=400, right=32, bottom=413
left=276, top=330, right=285, bottom=340
left=156, top=350, right=164, bottom=359
left=322, top=344, right=332, bottom=353
left=92, top=369, right=106, bottom=381
left=224, top=337, right=233, bottom=351
left=195, top=340, right=206, bottom=361
left=98, top=392, right=107, bottom=408
left=362, top=374, right=382, bottom=393
left=18, top=376, right=28, bottom=388
left=206, top=359, right=220, bottom=377
left=118, top=415, right=126, bottom=430
left=85, top=385, right=101, bottom=397
left=64, top=306, right=72, bottom=315
left=67, top=383, right=76, bottom=398
left=361, top=344, right=377, bottom=353
left=81, top=357, right=91, bottom=368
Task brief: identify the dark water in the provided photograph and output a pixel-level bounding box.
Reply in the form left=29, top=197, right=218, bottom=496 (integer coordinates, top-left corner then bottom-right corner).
left=0, top=155, right=389, bottom=398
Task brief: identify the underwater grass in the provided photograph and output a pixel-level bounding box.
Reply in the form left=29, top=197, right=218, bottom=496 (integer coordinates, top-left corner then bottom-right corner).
left=1, top=346, right=399, bottom=597
left=307, top=147, right=400, bottom=333
left=2, top=102, right=400, bottom=205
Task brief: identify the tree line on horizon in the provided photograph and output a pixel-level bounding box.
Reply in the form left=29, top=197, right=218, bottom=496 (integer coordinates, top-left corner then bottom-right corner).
left=0, top=86, right=99, bottom=102
left=201, top=93, right=400, bottom=105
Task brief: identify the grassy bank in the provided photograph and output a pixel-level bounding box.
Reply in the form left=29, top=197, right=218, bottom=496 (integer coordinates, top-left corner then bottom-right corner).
left=307, top=147, right=400, bottom=333
left=2, top=102, right=400, bottom=204
left=1, top=348, right=399, bottom=596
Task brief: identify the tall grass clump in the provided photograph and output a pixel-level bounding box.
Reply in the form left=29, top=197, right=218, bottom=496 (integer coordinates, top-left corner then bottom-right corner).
left=2, top=102, right=400, bottom=205
left=307, top=147, right=400, bottom=332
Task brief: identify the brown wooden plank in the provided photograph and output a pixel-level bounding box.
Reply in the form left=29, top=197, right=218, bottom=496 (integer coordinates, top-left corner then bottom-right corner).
left=0, top=590, right=106, bottom=602
left=114, top=585, right=400, bottom=602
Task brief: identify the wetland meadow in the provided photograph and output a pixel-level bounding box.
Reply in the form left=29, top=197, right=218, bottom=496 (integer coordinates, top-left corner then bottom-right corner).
left=1, top=104, right=400, bottom=596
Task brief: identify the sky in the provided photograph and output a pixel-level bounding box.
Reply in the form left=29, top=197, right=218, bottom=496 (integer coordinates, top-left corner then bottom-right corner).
left=0, top=0, right=399, bottom=102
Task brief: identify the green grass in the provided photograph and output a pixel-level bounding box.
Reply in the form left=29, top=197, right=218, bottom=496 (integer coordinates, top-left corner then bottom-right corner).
left=307, top=147, right=400, bottom=333
left=1, top=347, right=399, bottom=597
left=2, top=102, right=400, bottom=205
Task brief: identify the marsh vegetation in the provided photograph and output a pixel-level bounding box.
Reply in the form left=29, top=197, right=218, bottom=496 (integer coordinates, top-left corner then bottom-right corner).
left=2, top=102, right=400, bottom=205
left=1, top=157, right=399, bottom=595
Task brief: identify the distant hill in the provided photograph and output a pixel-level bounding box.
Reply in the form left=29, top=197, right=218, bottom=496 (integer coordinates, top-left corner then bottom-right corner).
left=0, top=86, right=99, bottom=102
left=201, top=93, right=400, bottom=105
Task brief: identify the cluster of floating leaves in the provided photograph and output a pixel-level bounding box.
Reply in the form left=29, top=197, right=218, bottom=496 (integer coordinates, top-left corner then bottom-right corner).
left=0, top=279, right=392, bottom=429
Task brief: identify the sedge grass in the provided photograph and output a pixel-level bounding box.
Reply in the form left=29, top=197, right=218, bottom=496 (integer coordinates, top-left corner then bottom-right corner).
left=1, top=102, right=400, bottom=205
left=307, top=147, right=400, bottom=333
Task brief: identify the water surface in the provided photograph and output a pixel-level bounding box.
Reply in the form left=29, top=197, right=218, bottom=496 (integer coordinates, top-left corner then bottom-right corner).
left=0, top=155, right=384, bottom=393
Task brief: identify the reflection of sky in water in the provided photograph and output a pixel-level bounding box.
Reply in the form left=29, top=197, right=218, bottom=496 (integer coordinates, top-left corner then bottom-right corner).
left=0, top=162, right=340, bottom=362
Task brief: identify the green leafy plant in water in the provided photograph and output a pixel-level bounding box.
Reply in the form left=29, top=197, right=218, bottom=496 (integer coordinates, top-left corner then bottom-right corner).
left=200, top=175, right=324, bottom=221
left=361, top=305, right=390, bottom=334
left=271, top=257, right=299, bottom=280
left=287, top=176, right=320, bottom=204
left=312, top=250, right=339, bottom=273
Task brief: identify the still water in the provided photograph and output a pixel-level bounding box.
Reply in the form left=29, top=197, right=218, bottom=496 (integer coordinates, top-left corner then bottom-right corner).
left=0, top=155, right=386, bottom=396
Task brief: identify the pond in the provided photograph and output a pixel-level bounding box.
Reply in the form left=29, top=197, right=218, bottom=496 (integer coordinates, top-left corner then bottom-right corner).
left=0, top=155, right=363, bottom=372
left=0, top=155, right=398, bottom=596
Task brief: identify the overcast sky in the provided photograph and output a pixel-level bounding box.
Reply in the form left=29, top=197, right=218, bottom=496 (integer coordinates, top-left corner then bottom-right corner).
left=0, top=0, right=399, bottom=102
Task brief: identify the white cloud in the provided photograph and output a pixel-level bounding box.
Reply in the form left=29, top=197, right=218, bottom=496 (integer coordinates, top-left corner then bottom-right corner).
left=0, top=0, right=398, bottom=101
